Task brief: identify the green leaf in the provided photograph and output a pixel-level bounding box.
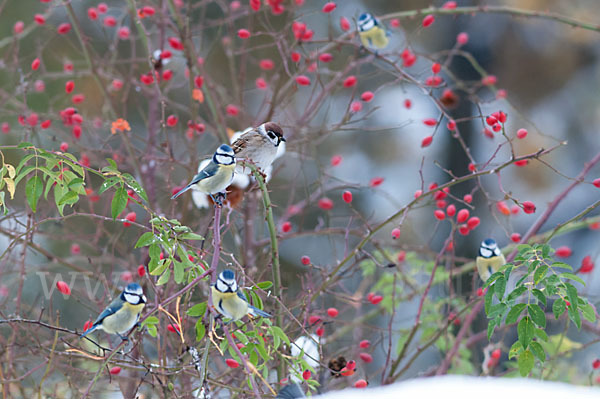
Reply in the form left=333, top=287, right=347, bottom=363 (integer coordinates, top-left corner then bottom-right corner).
left=487, top=319, right=497, bottom=341
left=173, top=260, right=185, bottom=284
left=98, top=177, right=120, bottom=195
left=142, top=316, right=159, bottom=338
left=111, top=185, right=127, bottom=220
left=551, top=262, right=572, bottom=271
left=270, top=326, right=291, bottom=346
left=235, top=330, right=250, bottom=345
left=105, top=158, right=118, bottom=171
left=517, top=316, right=534, bottom=349
left=254, top=281, right=273, bottom=290
left=581, top=303, right=597, bottom=323
left=560, top=272, right=585, bottom=286
left=528, top=304, right=546, bottom=328
left=494, top=276, right=506, bottom=300
left=187, top=302, right=208, bottom=317
left=509, top=341, right=523, bottom=359
left=518, top=349, right=535, bottom=377
left=17, top=142, right=34, bottom=149
left=25, top=176, right=43, bottom=212
left=483, top=271, right=503, bottom=288
left=149, top=242, right=161, bottom=260
left=57, top=190, right=78, bottom=206
left=156, top=268, right=171, bottom=285
left=506, top=286, right=528, bottom=302
left=135, top=232, right=156, bottom=248
left=532, top=289, right=547, bottom=307
left=533, top=264, right=548, bottom=284
left=529, top=341, right=546, bottom=362
left=568, top=305, right=582, bottom=329
left=553, top=298, right=566, bottom=319
left=564, top=283, right=579, bottom=310
left=505, top=303, right=527, bottom=325
left=195, top=320, right=206, bottom=341
left=484, top=285, right=494, bottom=314
left=179, top=232, right=205, bottom=241
left=534, top=327, right=548, bottom=342
left=150, top=259, right=170, bottom=276
left=123, top=173, right=149, bottom=203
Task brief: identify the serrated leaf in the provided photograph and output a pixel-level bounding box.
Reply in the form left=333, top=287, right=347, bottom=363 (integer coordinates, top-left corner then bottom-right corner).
left=533, top=264, right=548, bottom=284
left=528, top=304, right=546, bottom=328
left=111, top=185, right=127, bottom=220
left=581, top=303, right=597, bottom=322
left=25, top=176, right=43, bottom=212
left=560, top=272, right=585, bottom=286
left=518, top=316, right=534, bottom=348
left=529, top=341, right=545, bottom=361
left=3, top=178, right=14, bottom=199
left=518, top=349, right=535, bottom=377
left=195, top=320, right=206, bottom=341
left=135, top=232, right=156, bottom=248
left=553, top=298, right=566, bottom=319
left=187, top=302, right=208, bottom=317
left=179, top=232, right=204, bottom=241
left=532, top=289, right=547, bottom=307
left=506, top=303, right=527, bottom=325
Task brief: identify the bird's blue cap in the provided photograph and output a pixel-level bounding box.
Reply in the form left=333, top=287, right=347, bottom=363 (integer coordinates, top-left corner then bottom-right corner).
left=125, top=283, right=143, bottom=293
left=483, top=238, right=497, bottom=246
left=358, top=13, right=372, bottom=21
left=221, top=269, right=235, bottom=280
left=218, top=144, right=233, bottom=153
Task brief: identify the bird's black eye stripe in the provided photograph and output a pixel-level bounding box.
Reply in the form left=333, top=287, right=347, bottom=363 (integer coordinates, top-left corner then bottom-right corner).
left=267, top=131, right=276, bottom=139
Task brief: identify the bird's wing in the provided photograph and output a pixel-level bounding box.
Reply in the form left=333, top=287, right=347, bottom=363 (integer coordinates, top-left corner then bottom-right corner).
left=238, top=290, right=272, bottom=318
left=92, top=296, right=122, bottom=326
left=232, top=131, right=254, bottom=154
left=237, top=290, right=248, bottom=302
left=189, top=162, right=219, bottom=185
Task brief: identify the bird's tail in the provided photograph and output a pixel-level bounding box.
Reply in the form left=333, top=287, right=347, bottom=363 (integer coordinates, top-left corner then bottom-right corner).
left=277, top=383, right=305, bottom=399
left=248, top=305, right=271, bottom=318
left=171, top=184, right=191, bottom=199
left=80, top=324, right=98, bottom=339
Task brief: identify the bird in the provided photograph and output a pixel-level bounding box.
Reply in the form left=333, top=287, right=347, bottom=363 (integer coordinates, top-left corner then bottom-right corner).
left=211, top=269, right=271, bottom=321
left=171, top=144, right=236, bottom=205
left=80, top=283, right=147, bottom=340
left=357, top=12, right=389, bottom=50
left=476, top=238, right=506, bottom=282
left=231, top=122, right=285, bottom=175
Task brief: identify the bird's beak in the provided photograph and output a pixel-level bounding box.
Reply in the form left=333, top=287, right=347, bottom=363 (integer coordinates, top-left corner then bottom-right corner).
left=280, top=137, right=286, bottom=143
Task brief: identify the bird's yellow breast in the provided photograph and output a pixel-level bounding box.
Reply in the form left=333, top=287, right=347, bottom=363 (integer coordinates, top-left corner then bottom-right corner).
left=476, top=255, right=506, bottom=282
left=211, top=286, right=248, bottom=321
left=102, top=302, right=145, bottom=335
left=194, top=163, right=235, bottom=194
left=359, top=26, right=388, bottom=49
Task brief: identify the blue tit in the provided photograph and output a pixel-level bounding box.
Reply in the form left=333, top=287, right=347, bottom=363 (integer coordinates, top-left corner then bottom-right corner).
left=211, top=269, right=271, bottom=321
left=358, top=12, right=389, bottom=50
left=80, top=283, right=147, bottom=340
left=171, top=144, right=236, bottom=204
left=277, top=383, right=305, bottom=399
left=476, top=238, right=506, bottom=282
